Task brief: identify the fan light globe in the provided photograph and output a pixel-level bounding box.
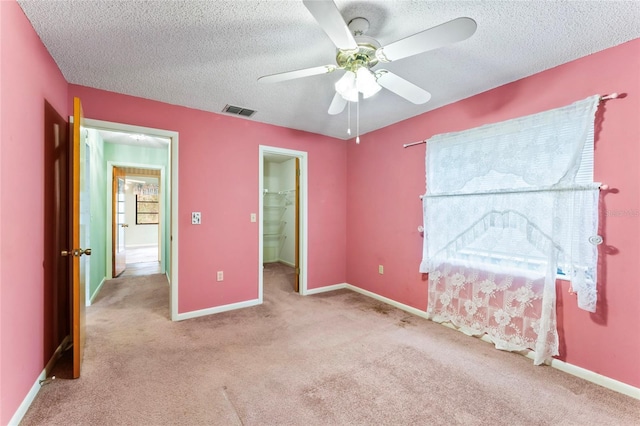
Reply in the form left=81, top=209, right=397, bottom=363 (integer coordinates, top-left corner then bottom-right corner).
left=343, top=88, right=359, bottom=102
left=335, top=71, right=356, bottom=97
left=336, top=68, right=381, bottom=101
left=356, top=67, right=382, bottom=98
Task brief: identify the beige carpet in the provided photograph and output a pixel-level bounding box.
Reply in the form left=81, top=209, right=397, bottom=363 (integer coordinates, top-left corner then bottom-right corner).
left=21, top=263, right=640, bottom=425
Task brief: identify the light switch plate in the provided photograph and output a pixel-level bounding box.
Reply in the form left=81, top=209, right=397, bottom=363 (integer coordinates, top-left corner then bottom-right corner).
left=192, top=212, right=201, bottom=225
left=250, top=213, right=257, bottom=223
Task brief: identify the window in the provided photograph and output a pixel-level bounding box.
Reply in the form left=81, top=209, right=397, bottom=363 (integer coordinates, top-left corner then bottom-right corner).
left=421, top=95, right=600, bottom=312
left=421, top=95, right=602, bottom=364
left=136, top=194, right=159, bottom=224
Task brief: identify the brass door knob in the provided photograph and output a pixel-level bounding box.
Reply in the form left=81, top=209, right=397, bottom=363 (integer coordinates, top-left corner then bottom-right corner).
left=61, top=248, right=92, bottom=257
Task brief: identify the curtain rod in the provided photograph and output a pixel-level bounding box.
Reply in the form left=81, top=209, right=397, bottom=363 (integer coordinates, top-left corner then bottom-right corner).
left=418, top=184, right=609, bottom=199
left=403, top=93, right=620, bottom=149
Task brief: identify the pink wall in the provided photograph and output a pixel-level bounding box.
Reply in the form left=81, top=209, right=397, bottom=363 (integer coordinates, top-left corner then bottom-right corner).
left=68, top=85, right=348, bottom=313
left=346, top=38, right=640, bottom=388
left=2, top=0, right=638, bottom=421
left=0, top=1, right=69, bottom=423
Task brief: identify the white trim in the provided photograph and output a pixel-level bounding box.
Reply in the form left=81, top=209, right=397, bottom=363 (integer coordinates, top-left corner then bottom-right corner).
left=170, top=127, right=179, bottom=321
left=106, top=161, right=165, bottom=278
left=342, top=283, right=640, bottom=400
left=345, top=284, right=431, bottom=319
left=537, top=354, right=640, bottom=400
left=175, top=299, right=261, bottom=321
left=124, top=243, right=160, bottom=249
left=83, top=118, right=179, bottom=322
left=8, top=336, right=70, bottom=425
left=304, top=283, right=348, bottom=295
left=89, top=277, right=107, bottom=305
left=173, top=282, right=347, bottom=320
left=258, top=146, right=309, bottom=301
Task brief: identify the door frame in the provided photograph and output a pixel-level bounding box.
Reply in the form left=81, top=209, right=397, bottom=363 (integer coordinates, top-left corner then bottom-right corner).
left=84, top=118, right=180, bottom=321
left=111, top=165, right=129, bottom=278
left=258, top=146, right=308, bottom=298
left=107, top=163, right=165, bottom=278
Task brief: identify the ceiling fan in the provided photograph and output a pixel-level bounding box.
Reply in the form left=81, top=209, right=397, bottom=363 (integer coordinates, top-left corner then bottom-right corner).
left=258, top=0, right=477, bottom=116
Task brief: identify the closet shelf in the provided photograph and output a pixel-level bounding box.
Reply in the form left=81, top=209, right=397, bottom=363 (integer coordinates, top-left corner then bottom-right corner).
left=264, top=189, right=295, bottom=195
left=263, top=186, right=292, bottom=262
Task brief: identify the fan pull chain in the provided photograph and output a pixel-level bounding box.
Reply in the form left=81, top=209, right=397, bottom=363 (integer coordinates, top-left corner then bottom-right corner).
left=356, top=95, right=360, bottom=144
left=347, top=101, right=351, bottom=135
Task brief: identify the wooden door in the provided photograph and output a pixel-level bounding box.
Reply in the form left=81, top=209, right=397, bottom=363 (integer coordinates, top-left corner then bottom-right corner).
left=71, top=97, right=89, bottom=379
left=112, top=166, right=127, bottom=277
left=294, top=158, right=300, bottom=292
left=45, top=101, right=70, bottom=356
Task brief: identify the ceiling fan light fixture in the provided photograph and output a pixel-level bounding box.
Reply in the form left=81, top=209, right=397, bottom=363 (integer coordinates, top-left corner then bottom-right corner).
left=335, top=71, right=355, bottom=95
left=259, top=1, right=477, bottom=126
left=356, top=67, right=381, bottom=98
left=342, top=87, right=359, bottom=103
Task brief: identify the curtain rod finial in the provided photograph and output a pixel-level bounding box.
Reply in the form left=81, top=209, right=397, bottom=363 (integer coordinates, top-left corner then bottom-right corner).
left=601, top=93, right=619, bottom=100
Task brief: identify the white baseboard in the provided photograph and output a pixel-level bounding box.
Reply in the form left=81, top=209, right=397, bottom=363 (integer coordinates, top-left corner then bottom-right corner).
left=304, top=283, right=347, bottom=295
left=174, top=281, right=348, bottom=319
left=88, top=277, right=106, bottom=305
left=538, top=354, right=640, bottom=399
left=175, top=298, right=261, bottom=321
left=9, top=335, right=70, bottom=425
left=278, top=260, right=295, bottom=268
left=342, top=283, right=640, bottom=400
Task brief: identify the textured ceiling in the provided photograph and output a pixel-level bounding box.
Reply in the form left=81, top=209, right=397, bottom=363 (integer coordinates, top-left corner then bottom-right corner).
left=18, top=0, right=640, bottom=140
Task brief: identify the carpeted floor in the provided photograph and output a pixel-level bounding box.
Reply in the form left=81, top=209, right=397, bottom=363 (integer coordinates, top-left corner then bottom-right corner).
left=21, top=263, right=640, bottom=425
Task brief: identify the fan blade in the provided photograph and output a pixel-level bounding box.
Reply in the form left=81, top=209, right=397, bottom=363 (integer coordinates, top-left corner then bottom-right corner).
left=376, top=70, right=431, bottom=104
left=258, top=65, right=337, bottom=84
left=328, top=92, right=347, bottom=115
left=303, top=0, right=358, bottom=50
left=376, top=17, right=477, bottom=62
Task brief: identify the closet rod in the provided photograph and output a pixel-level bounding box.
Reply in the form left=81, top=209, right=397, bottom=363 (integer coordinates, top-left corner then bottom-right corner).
left=403, top=93, right=620, bottom=149
left=264, top=189, right=296, bottom=195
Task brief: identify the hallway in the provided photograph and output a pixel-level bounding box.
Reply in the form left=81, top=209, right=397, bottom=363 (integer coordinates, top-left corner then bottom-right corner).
left=122, top=246, right=161, bottom=277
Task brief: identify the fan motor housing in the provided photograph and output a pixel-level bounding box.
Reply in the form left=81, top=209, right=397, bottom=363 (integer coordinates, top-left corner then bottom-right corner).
left=336, top=35, right=381, bottom=71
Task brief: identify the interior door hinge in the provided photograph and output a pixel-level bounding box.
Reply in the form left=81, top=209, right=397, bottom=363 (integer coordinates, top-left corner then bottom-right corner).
left=295, top=268, right=300, bottom=274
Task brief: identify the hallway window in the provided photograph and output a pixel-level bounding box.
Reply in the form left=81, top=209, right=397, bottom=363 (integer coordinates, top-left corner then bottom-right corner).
left=136, top=194, right=159, bottom=224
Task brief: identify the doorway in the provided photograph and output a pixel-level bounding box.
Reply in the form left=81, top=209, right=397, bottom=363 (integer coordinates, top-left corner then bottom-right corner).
left=117, top=167, right=162, bottom=277
left=258, top=146, right=308, bottom=301
left=84, top=118, right=180, bottom=321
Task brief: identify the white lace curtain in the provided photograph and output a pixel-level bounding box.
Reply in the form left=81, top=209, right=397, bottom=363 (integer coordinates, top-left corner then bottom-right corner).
left=421, top=96, right=601, bottom=364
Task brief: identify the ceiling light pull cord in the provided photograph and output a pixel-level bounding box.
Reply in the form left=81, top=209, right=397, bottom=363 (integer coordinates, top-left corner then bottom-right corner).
left=347, top=101, right=351, bottom=135
left=356, top=94, right=360, bottom=144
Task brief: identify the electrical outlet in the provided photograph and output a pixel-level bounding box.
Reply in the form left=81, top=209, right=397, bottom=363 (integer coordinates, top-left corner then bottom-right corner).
left=191, top=212, right=201, bottom=225
left=216, top=271, right=224, bottom=282
left=378, top=265, right=384, bottom=275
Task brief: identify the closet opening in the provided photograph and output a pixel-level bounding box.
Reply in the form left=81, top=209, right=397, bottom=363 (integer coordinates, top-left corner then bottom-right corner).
left=258, top=146, right=308, bottom=300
